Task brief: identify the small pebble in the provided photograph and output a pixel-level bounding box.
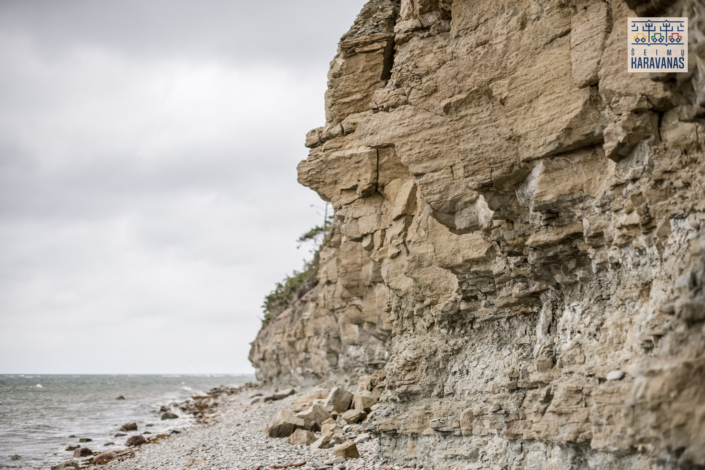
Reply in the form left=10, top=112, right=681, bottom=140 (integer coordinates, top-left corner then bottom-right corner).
left=606, top=370, right=625, bottom=381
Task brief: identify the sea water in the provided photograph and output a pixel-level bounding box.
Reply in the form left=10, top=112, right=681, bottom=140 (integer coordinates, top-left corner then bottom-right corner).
left=0, top=374, right=253, bottom=469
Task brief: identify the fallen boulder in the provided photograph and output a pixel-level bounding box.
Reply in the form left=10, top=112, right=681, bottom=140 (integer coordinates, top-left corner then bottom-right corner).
left=311, top=435, right=331, bottom=450
left=269, top=409, right=306, bottom=438
left=125, top=435, right=147, bottom=447
left=354, top=433, right=371, bottom=444
left=353, top=390, right=377, bottom=412
left=287, top=428, right=316, bottom=446
left=334, top=441, right=360, bottom=459
left=120, top=422, right=137, bottom=432
left=296, top=404, right=331, bottom=424
left=324, top=387, right=353, bottom=413
left=73, top=447, right=93, bottom=458
left=93, top=451, right=117, bottom=464
left=342, top=409, right=365, bottom=424
left=321, top=420, right=338, bottom=438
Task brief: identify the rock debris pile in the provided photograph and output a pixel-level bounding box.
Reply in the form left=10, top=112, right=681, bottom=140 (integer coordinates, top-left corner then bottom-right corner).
left=98, top=386, right=396, bottom=470
left=263, top=382, right=381, bottom=459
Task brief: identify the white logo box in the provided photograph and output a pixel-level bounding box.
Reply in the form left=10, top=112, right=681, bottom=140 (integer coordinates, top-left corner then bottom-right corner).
left=628, top=17, right=688, bottom=73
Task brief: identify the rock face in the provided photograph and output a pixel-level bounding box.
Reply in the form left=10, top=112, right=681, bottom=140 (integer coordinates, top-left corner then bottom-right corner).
left=251, top=0, right=705, bottom=468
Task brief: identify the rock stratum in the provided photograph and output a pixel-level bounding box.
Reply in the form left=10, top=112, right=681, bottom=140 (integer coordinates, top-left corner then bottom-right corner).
left=250, top=0, right=705, bottom=468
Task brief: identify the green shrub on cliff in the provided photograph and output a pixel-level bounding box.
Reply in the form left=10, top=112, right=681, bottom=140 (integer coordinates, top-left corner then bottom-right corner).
left=260, top=214, right=332, bottom=327
left=260, top=254, right=319, bottom=327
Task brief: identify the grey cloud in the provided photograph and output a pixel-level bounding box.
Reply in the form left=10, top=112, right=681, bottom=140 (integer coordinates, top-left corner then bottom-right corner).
left=0, top=0, right=364, bottom=373
left=0, top=0, right=366, bottom=67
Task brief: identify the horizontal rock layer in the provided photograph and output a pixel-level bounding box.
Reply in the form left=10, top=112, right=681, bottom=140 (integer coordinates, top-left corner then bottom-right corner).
left=251, top=0, right=705, bottom=468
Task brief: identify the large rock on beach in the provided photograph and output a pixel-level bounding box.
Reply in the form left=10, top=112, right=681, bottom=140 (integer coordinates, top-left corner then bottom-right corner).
left=161, top=412, right=179, bottom=420
left=324, top=387, right=353, bottom=413
left=120, top=422, right=137, bottom=432
left=93, top=451, right=117, bottom=464
left=334, top=441, right=360, bottom=459
left=352, top=391, right=377, bottom=412
left=321, top=420, right=338, bottom=438
left=287, top=428, right=316, bottom=446
left=341, top=409, right=365, bottom=424
left=268, top=409, right=305, bottom=438
left=73, top=447, right=93, bottom=458
left=296, top=404, right=331, bottom=424
left=125, top=435, right=147, bottom=447
left=311, top=435, right=332, bottom=450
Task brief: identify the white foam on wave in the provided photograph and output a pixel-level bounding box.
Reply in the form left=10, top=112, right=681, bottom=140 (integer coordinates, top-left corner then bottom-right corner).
left=36, top=384, right=43, bottom=388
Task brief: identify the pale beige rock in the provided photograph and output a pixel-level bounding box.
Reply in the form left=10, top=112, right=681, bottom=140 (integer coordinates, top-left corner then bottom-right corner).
left=296, top=404, right=331, bottom=424
left=290, top=392, right=328, bottom=412
left=268, top=410, right=305, bottom=438
left=310, top=435, right=331, bottom=450
left=324, top=387, right=353, bottom=413
left=321, top=422, right=338, bottom=438
left=341, top=409, right=365, bottom=424
left=353, top=390, right=378, bottom=412
left=287, top=429, right=316, bottom=446
left=334, top=441, right=360, bottom=459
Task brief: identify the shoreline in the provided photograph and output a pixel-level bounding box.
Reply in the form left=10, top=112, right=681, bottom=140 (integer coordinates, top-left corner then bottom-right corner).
left=68, top=385, right=388, bottom=470
left=0, top=375, right=254, bottom=470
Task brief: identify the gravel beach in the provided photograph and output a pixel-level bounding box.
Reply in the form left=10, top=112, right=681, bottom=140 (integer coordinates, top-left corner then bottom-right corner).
left=98, top=387, right=384, bottom=470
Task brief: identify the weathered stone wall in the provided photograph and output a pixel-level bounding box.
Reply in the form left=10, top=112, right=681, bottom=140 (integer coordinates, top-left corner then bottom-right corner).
left=251, top=0, right=705, bottom=468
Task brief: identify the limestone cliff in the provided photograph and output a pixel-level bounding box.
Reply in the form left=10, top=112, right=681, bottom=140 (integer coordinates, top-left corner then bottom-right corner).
left=250, top=0, right=705, bottom=468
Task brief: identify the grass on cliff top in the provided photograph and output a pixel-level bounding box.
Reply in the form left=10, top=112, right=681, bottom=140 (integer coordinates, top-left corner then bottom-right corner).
left=260, top=218, right=332, bottom=327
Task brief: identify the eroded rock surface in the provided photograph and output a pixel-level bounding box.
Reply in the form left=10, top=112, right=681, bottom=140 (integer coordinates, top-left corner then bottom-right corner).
left=251, top=0, right=705, bottom=468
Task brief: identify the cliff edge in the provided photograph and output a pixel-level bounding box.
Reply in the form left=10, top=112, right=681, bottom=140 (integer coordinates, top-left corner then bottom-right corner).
left=251, top=0, right=705, bottom=467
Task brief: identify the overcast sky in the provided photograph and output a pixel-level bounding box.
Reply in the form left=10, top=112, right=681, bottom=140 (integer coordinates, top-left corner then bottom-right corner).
left=0, top=0, right=366, bottom=374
